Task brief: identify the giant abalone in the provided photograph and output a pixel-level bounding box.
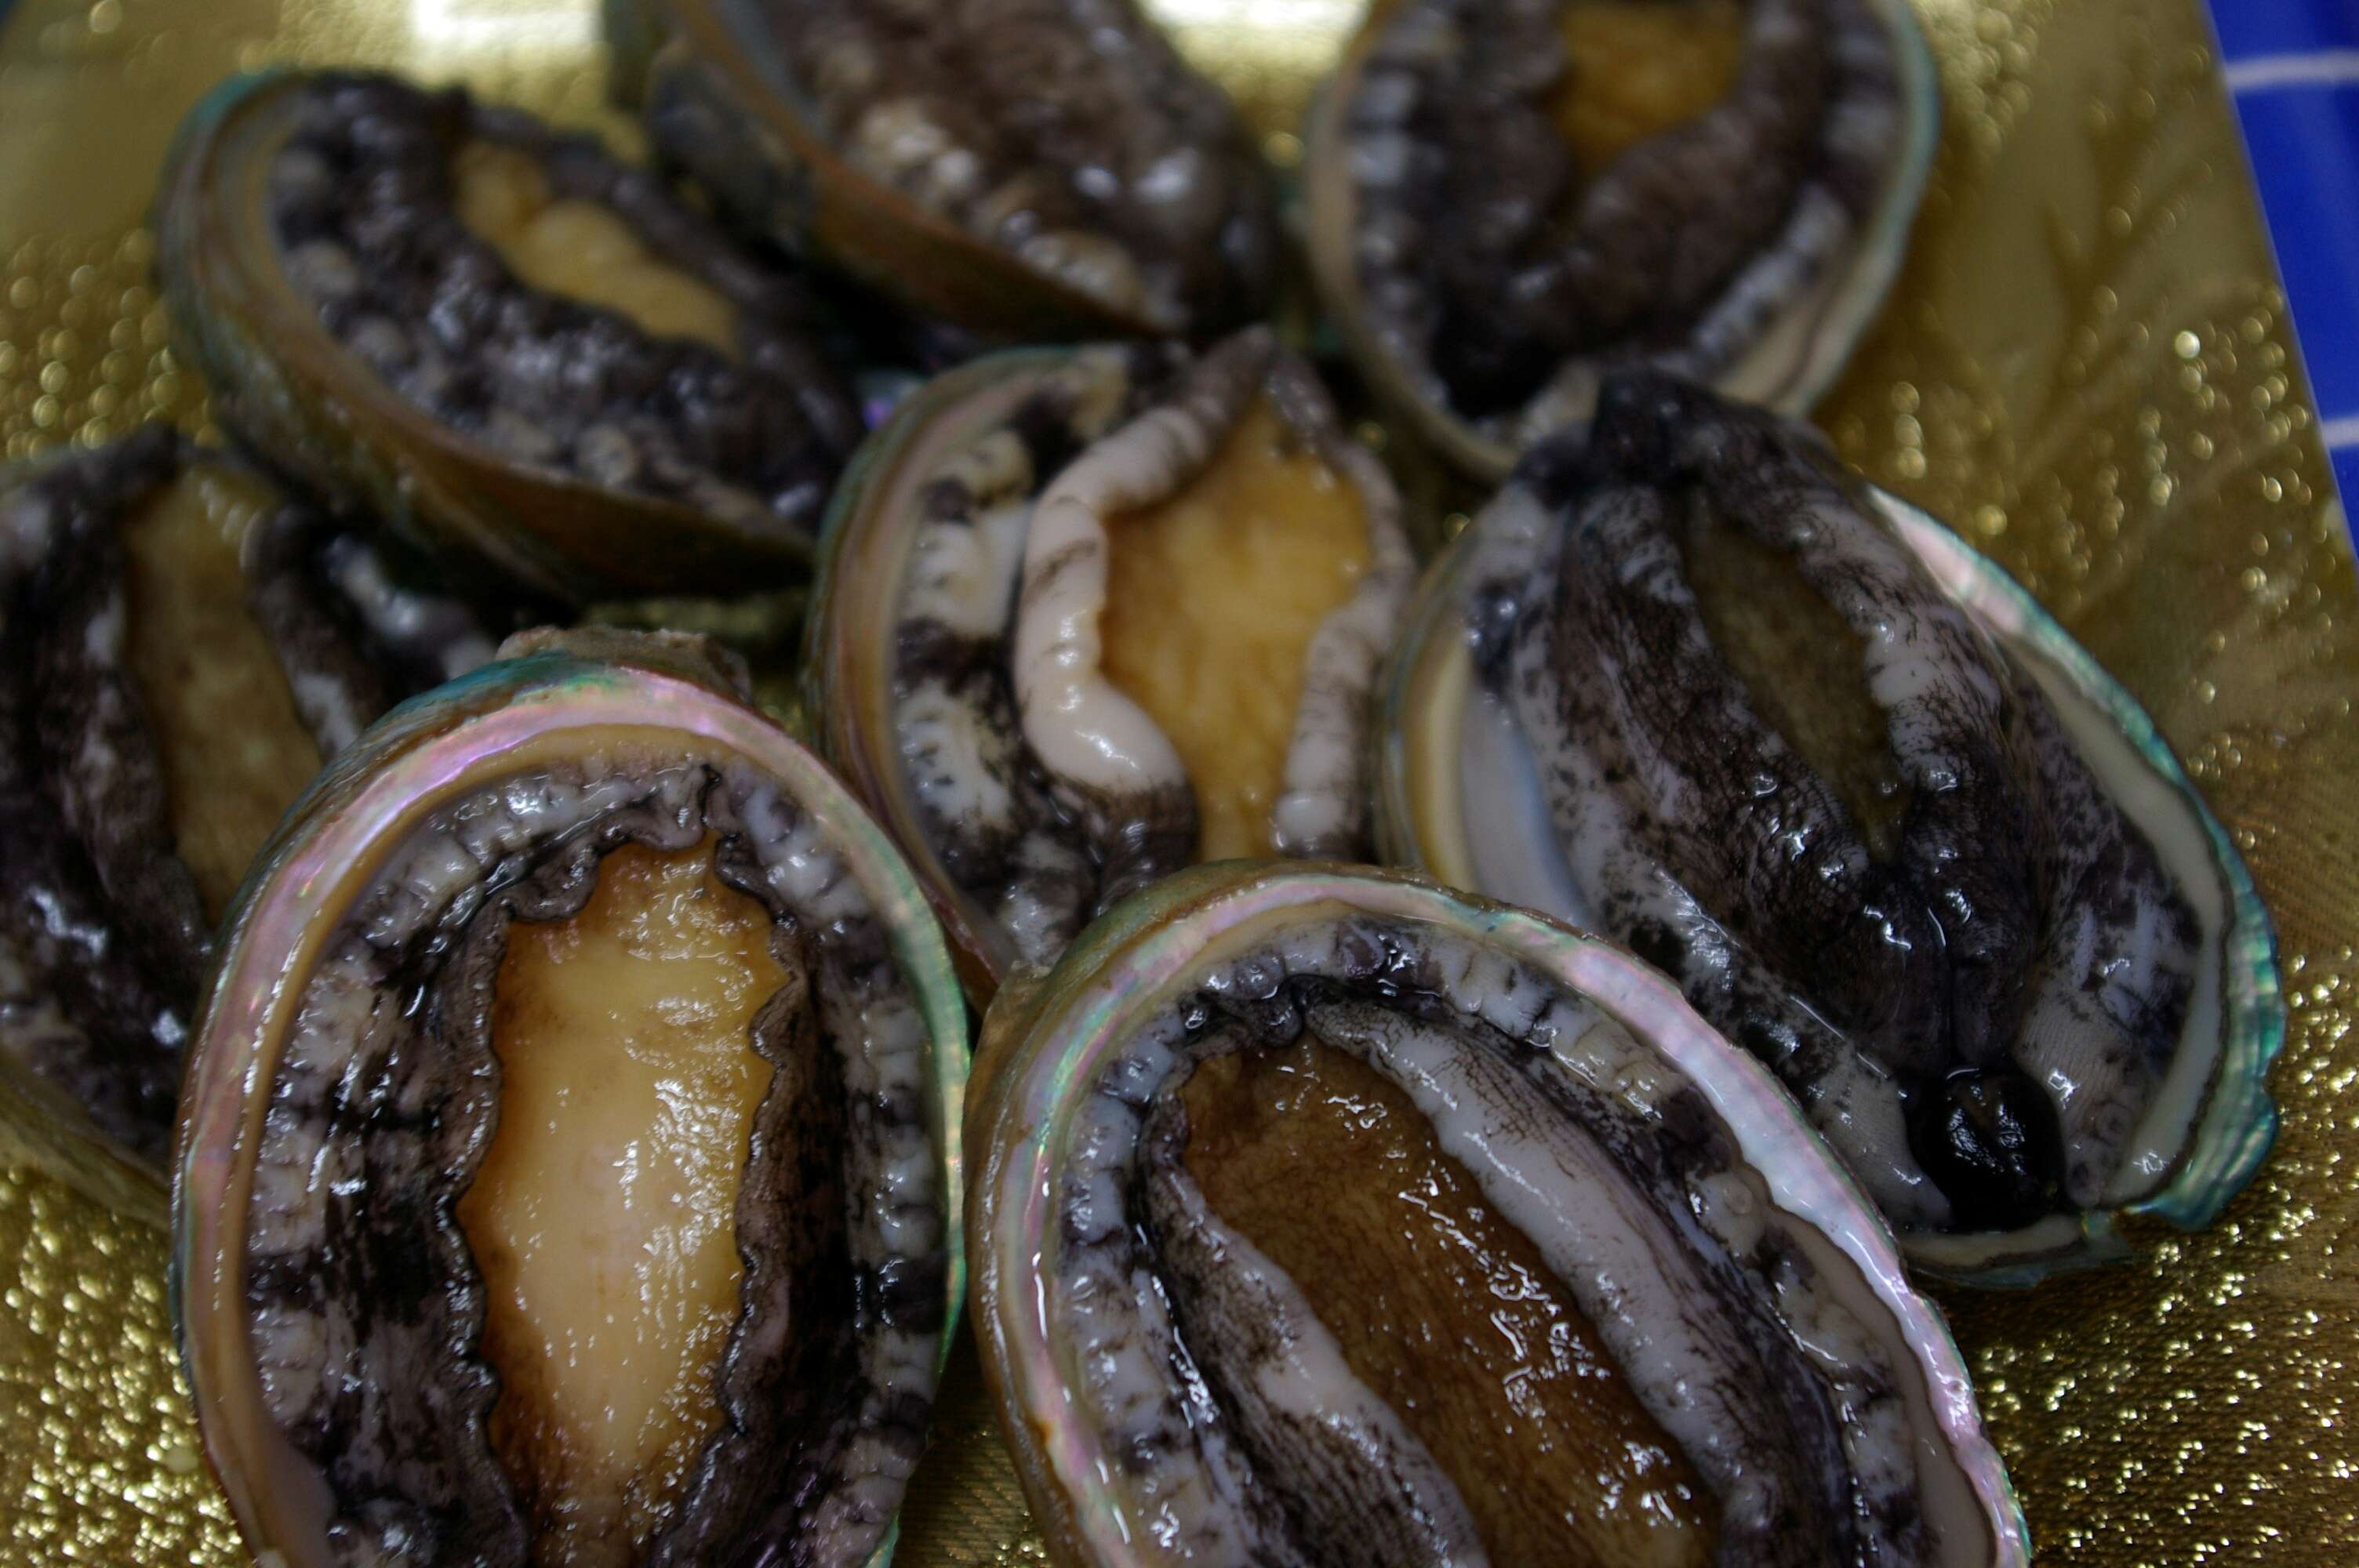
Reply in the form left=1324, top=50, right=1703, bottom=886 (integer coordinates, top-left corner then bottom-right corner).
left=1305, top=0, right=1939, bottom=479
left=610, top=0, right=1277, bottom=343
left=806, top=327, right=1414, bottom=999
left=1376, top=372, right=2282, bottom=1282
left=173, top=630, right=965, bottom=1566
left=0, top=427, right=487, bottom=1160
left=155, top=70, right=862, bottom=601
left=967, top=859, right=2030, bottom=1565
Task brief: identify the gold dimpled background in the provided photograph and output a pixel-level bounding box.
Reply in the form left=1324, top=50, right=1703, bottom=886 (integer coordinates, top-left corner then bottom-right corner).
left=0, top=0, right=2352, bottom=1561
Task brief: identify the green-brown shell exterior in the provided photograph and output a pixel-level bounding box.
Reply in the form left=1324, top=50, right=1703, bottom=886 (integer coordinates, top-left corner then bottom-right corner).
left=614, top=0, right=1285, bottom=346
left=617, top=0, right=1156, bottom=344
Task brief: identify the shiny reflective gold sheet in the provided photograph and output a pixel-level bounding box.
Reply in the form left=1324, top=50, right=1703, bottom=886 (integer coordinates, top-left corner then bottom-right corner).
left=1, top=0, right=2352, bottom=1560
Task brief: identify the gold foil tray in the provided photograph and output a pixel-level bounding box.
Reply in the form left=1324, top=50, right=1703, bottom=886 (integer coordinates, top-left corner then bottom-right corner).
left=2, top=0, right=2354, bottom=1561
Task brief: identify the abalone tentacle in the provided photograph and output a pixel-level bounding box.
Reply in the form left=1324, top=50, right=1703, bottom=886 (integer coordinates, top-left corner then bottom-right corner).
left=1048, top=913, right=1932, bottom=1566
left=241, top=758, right=945, bottom=1567
left=890, top=343, right=1187, bottom=965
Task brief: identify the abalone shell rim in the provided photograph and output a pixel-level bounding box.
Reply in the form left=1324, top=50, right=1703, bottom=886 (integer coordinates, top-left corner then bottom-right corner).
left=170, top=652, right=969, bottom=1568
left=972, top=859, right=2030, bottom=1567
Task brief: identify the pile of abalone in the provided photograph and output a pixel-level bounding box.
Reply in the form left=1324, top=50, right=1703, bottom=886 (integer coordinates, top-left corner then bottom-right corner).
left=0, top=3, right=2287, bottom=1563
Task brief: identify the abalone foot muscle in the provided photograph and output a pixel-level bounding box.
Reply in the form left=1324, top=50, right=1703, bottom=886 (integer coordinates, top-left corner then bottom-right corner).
left=243, top=765, right=938, bottom=1567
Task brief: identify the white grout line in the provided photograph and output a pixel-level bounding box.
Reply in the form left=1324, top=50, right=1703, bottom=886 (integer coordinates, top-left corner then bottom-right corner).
left=2223, top=49, right=2359, bottom=94
left=2319, top=416, right=2359, bottom=451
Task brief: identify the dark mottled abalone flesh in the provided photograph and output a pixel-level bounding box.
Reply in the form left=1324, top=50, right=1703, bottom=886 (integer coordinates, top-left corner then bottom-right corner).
left=0, top=426, right=485, bottom=1160
left=1376, top=372, right=2281, bottom=1282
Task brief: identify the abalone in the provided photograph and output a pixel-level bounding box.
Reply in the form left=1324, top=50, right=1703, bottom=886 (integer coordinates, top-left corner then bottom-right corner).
left=968, top=860, right=2030, bottom=1566
left=1376, top=372, right=2282, bottom=1281
left=1305, top=0, right=1939, bottom=479
left=612, top=0, right=1277, bottom=343
left=805, top=328, right=1413, bottom=998
left=155, top=70, right=862, bottom=601
left=0, top=426, right=487, bottom=1160
left=173, top=629, right=965, bottom=1567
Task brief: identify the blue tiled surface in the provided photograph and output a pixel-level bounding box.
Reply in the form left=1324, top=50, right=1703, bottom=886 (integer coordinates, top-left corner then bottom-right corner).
left=2207, top=0, right=2359, bottom=523
left=2207, top=0, right=2359, bottom=61
left=2229, top=82, right=2359, bottom=424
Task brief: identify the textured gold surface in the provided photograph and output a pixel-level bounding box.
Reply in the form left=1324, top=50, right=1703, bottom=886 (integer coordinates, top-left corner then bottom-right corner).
left=0, top=0, right=2352, bottom=1562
